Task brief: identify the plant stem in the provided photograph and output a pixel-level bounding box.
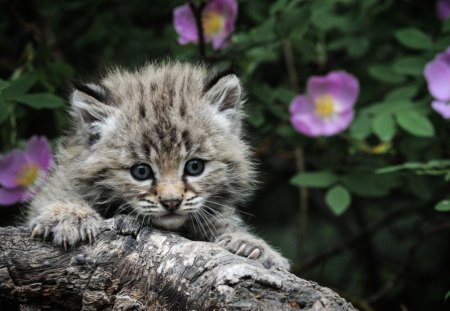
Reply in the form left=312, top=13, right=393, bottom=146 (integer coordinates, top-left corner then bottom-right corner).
left=282, top=39, right=309, bottom=263
left=188, top=0, right=207, bottom=60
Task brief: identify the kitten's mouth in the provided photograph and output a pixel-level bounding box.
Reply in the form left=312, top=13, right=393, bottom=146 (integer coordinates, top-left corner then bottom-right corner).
left=160, top=213, right=183, bottom=218
left=152, top=212, right=187, bottom=230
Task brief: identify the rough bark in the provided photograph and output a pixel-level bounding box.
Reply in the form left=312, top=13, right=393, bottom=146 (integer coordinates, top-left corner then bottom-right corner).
left=0, top=215, right=356, bottom=311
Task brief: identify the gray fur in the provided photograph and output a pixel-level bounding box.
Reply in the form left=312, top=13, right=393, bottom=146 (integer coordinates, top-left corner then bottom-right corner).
left=26, top=62, right=289, bottom=269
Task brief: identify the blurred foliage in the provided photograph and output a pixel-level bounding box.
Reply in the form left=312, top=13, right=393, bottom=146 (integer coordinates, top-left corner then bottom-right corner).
left=1, top=0, right=450, bottom=310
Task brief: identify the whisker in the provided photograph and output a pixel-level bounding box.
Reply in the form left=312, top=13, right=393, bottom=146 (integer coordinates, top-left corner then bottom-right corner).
left=196, top=209, right=217, bottom=241
left=205, top=200, right=255, bottom=218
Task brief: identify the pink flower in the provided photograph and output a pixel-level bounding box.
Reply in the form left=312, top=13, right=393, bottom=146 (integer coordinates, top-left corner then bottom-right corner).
left=424, top=47, right=450, bottom=119
left=0, top=136, right=53, bottom=205
left=289, top=71, right=359, bottom=137
left=437, top=0, right=450, bottom=21
left=173, top=0, right=238, bottom=50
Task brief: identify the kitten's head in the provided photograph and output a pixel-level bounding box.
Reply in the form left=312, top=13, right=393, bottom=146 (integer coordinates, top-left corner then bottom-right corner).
left=68, top=63, right=254, bottom=231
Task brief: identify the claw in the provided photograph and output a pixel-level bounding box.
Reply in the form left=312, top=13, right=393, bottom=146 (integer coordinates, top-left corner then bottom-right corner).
left=236, top=244, right=247, bottom=256
left=63, top=239, right=68, bottom=251
left=88, top=230, right=93, bottom=245
left=31, top=228, right=38, bottom=239
left=43, top=227, right=50, bottom=240
left=248, top=248, right=261, bottom=259
left=216, top=239, right=228, bottom=247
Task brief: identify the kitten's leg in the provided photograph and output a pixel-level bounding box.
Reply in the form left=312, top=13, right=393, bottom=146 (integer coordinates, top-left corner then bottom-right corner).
left=216, top=230, right=290, bottom=270
left=29, top=202, right=102, bottom=249
left=211, top=214, right=290, bottom=270
left=26, top=170, right=102, bottom=249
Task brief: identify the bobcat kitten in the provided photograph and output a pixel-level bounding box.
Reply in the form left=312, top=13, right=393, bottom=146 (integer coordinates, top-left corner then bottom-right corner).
left=26, top=62, right=289, bottom=270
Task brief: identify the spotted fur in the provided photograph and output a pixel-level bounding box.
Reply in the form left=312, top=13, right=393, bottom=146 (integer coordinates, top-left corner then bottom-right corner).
left=25, top=62, right=289, bottom=269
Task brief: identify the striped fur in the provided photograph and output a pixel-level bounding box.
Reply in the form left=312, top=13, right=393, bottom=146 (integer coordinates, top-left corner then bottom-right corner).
left=25, top=62, right=289, bottom=269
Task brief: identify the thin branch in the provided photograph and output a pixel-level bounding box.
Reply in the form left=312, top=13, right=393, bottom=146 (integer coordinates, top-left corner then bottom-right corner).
left=282, top=38, right=309, bottom=263
left=188, top=1, right=207, bottom=60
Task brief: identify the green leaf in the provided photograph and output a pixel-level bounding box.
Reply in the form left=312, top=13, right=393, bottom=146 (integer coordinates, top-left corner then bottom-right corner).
left=350, top=113, right=372, bottom=140
left=395, top=28, right=433, bottom=50
left=396, top=111, right=435, bottom=137
left=384, top=85, right=419, bottom=101
left=311, top=4, right=351, bottom=32
left=392, top=57, right=427, bottom=76
left=343, top=172, right=400, bottom=197
left=363, top=100, right=417, bottom=116
left=276, top=6, right=310, bottom=38
left=376, top=162, right=423, bottom=174
left=0, top=80, right=10, bottom=93
left=435, top=200, right=450, bottom=212
left=291, top=171, right=337, bottom=188
left=270, top=0, right=290, bottom=15
left=443, top=18, right=450, bottom=33
left=445, top=290, right=450, bottom=300
left=373, top=114, right=396, bottom=142
left=0, top=99, right=9, bottom=124
left=368, top=65, right=405, bottom=84
left=2, top=73, right=37, bottom=97
left=325, top=186, right=351, bottom=215
left=377, top=160, right=450, bottom=175
left=347, top=37, right=370, bottom=57
left=14, top=93, right=65, bottom=109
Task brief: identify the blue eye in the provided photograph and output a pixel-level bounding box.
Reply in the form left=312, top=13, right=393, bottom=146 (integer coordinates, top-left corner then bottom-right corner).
left=184, top=159, right=205, bottom=176
left=130, top=163, right=153, bottom=181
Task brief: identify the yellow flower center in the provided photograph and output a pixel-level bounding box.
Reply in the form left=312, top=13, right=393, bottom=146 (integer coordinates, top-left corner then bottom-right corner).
left=16, top=163, right=39, bottom=187
left=315, top=94, right=336, bottom=118
left=202, top=11, right=225, bottom=36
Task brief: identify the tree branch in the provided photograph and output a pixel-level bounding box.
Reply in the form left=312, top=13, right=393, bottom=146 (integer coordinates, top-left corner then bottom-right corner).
left=0, top=215, right=356, bottom=310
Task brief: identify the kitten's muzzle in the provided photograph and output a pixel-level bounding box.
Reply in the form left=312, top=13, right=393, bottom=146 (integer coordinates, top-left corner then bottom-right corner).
left=160, top=199, right=182, bottom=212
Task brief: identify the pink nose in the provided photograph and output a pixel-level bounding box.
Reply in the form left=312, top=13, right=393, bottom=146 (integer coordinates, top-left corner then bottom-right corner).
left=160, top=199, right=182, bottom=212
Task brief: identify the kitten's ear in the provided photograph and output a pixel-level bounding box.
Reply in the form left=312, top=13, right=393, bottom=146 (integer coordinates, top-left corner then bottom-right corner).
left=205, top=73, right=242, bottom=112
left=205, top=74, right=244, bottom=131
left=70, top=82, right=117, bottom=144
left=70, top=82, right=115, bottom=124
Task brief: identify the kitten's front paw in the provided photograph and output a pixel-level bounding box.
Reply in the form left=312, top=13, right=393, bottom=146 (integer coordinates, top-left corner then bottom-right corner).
left=216, top=233, right=290, bottom=270
left=29, top=203, right=102, bottom=250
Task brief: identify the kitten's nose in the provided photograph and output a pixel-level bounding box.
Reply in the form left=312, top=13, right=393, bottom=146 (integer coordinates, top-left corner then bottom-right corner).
left=160, top=199, right=182, bottom=212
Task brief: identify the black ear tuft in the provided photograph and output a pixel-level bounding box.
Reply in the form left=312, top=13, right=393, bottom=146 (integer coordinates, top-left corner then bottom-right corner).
left=204, top=67, right=236, bottom=93
left=72, top=81, right=109, bottom=104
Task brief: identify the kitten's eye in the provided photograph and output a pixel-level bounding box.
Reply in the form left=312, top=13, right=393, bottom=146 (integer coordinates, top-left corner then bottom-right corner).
left=130, top=163, right=153, bottom=181
left=184, top=159, right=205, bottom=176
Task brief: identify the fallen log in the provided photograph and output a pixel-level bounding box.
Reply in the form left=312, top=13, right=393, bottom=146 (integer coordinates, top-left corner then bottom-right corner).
left=0, top=215, right=356, bottom=310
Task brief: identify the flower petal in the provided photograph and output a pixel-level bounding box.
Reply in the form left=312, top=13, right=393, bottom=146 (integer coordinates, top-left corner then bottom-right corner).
left=204, top=0, right=237, bottom=49
left=25, top=136, right=53, bottom=170
left=290, top=112, right=323, bottom=137
left=307, top=71, right=359, bottom=112
left=207, top=0, right=238, bottom=17
left=173, top=4, right=198, bottom=45
left=432, top=100, right=450, bottom=119
left=211, top=33, right=229, bottom=50
left=424, top=58, right=450, bottom=101
left=437, top=0, right=450, bottom=21
left=0, top=150, right=28, bottom=189
left=290, top=110, right=354, bottom=137
left=0, top=187, right=25, bottom=205
left=289, top=95, right=314, bottom=115
left=319, top=110, right=355, bottom=136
